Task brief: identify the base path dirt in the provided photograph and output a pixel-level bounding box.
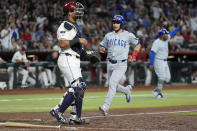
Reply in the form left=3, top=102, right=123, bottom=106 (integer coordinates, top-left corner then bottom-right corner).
left=0, top=106, right=197, bottom=131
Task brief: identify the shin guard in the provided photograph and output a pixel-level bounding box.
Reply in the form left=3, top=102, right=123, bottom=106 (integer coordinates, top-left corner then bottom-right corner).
left=58, top=88, right=75, bottom=113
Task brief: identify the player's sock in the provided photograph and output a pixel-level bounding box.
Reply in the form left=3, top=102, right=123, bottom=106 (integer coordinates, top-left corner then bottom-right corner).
left=157, top=80, right=164, bottom=92
left=58, top=92, right=75, bottom=113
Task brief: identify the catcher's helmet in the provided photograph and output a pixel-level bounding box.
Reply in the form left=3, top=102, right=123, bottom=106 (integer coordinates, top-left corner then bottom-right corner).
left=158, top=29, right=169, bottom=36
left=63, top=2, right=84, bottom=17
left=112, top=15, right=125, bottom=28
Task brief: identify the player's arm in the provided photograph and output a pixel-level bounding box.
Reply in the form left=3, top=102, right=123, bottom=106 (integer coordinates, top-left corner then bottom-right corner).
left=15, top=59, right=24, bottom=63
left=58, top=38, right=87, bottom=49
left=99, top=45, right=107, bottom=53
left=169, top=27, right=179, bottom=38
left=16, top=58, right=30, bottom=66
left=149, top=50, right=156, bottom=70
left=131, top=42, right=141, bottom=62
left=99, top=35, right=108, bottom=53
left=58, top=22, right=88, bottom=48
left=149, top=41, right=158, bottom=70
left=15, top=59, right=30, bottom=67
left=128, top=33, right=141, bottom=62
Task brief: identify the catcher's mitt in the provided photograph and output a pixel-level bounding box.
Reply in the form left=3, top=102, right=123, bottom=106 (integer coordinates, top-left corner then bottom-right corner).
left=82, top=49, right=101, bottom=64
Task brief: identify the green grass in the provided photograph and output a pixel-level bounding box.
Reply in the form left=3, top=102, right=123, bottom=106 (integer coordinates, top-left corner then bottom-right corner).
left=0, top=89, right=197, bottom=113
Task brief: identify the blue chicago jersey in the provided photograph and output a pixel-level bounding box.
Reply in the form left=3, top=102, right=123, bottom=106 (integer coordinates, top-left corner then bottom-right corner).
left=100, top=30, right=139, bottom=60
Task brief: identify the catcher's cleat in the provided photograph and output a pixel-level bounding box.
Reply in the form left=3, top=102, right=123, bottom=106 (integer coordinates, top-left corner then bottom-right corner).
left=99, top=105, right=108, bottom=116
left=69, top=118, right=90, bottom=125
left=50, top=109, right=68, bottom=124
left=156, top=92, right=165, bottom=99
left=126, top=85, right=132, bottom=103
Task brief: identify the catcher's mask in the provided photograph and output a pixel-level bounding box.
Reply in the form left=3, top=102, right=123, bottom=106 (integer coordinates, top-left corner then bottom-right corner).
left=63, top=2, right=84, bottom=19
left=112, top=15, right=125, bottom=28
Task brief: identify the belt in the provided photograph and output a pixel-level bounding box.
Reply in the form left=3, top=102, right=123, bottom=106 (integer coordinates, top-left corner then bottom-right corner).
left=156, top=58, right=167, bottom=61
left=60, top=53, right=80, bottom=59
left=109, top=59, right=126, bottom=64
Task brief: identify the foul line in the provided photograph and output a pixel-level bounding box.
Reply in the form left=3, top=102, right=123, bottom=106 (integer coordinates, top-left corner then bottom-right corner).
left=85, top=109, right=197, bottom=119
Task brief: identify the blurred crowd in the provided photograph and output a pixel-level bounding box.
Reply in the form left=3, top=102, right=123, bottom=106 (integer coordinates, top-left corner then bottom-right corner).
left=0, top=0, right=197, bottom=53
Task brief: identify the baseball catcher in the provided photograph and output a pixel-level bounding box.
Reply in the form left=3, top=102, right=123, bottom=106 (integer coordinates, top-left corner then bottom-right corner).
left=50, top=1, right=89, bottom=125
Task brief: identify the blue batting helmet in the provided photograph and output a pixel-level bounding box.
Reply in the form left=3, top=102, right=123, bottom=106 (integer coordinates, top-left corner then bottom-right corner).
left=112, top=15, right=125, bottom=28
left=158, top=29, right=169, bottom=36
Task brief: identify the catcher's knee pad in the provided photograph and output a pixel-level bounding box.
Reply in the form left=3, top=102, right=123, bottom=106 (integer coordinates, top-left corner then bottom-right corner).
left=71, top=77, right=86, bottom=90
left=71, top=77, right=86, bottom=99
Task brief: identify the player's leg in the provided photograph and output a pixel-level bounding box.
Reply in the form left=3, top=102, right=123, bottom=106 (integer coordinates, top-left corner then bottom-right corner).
left=51, top=55, right=88, bottom=124
left=65, top=56, right=87, bottom=124
left=119, top=73, right=126, bottom=85
left=165, top=64, right=171, bottom=83
left=8, top=68, right=14, bottom=90
left=127, top=67, right=135, bottom=86
left=45, top=69, right=54, bottom=85
left=153, top=60, right=165, bottom=98
left=63, top=76, right=70, bottom=88
left=65, top=57, right=88, bottom=124
left=116, top=83, right=132, bottom=103
left=50, top=55, right=77, bottom=123
left=50, top=89, right=74, bottom=123
left=103, top=62, right=127, bottom=111
left=116, top=68, right=129, bottom=94
left=39, top=71, right=50, bottom=87
left=117, top=71, right=130, bottom=94
left=57, top=55, right=82, bottom=116
left=99, top=62, right=113, bottom=115
left=26, top=76, right=36, bottom=87
left=50, top=77, right=76, bottom=124
left=116, top=84, right=129, bottom=94
left=145, top=66, right=152, bottom=86
left=116, top=64, right=132, bottom=102
left=18, top=69, right=29, bottom=88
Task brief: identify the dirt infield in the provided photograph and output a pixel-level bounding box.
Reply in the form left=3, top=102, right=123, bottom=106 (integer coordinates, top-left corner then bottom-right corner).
left=0, top=106, right=197, bottom=131
left=0, top=85, right=197, bottom=131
